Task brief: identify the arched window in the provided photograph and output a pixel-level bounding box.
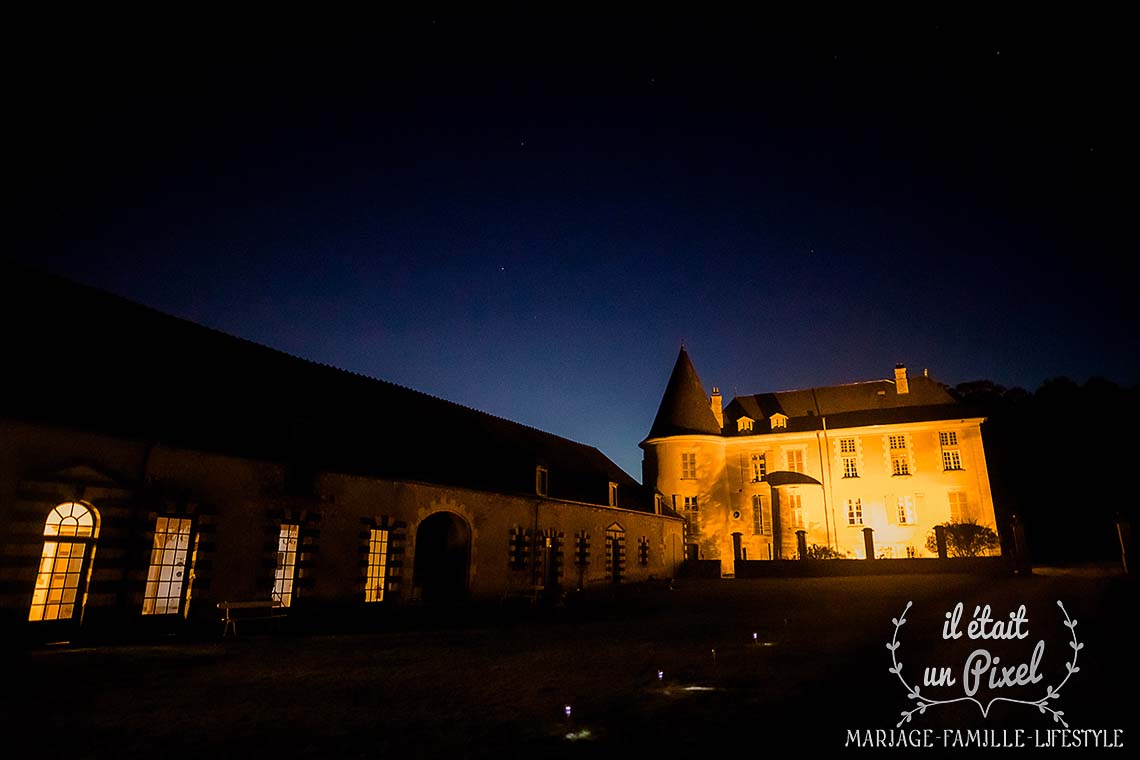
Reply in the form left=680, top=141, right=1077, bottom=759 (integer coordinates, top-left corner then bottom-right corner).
left=29, top=502, right=100, bottom=622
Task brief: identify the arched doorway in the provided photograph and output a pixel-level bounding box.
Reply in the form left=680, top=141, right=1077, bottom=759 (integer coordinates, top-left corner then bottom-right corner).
left=413, top=512, right=471, bottom=602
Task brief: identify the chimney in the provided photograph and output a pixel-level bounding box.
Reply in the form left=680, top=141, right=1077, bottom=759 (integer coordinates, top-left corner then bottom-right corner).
left=894, top=364, right=909, bottom=395
left=710, top=387, right=724, bottom=428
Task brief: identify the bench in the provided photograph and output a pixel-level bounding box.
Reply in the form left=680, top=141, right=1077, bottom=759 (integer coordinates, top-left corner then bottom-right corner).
left=499, top=585, right=544, bottom=608
left=217, top=600, right=287, bottom=638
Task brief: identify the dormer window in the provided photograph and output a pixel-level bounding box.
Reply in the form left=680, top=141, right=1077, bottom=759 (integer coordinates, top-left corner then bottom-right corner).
left=770, top=413, right=788, bottom=430
left=608, top=482, right=619, bottom=507
left=535, top=466, right=549, bottom=496
left=737, top=416, right=754, bottom=432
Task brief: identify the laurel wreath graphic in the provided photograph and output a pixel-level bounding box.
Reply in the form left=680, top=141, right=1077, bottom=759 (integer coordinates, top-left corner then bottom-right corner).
left=888, top=600, right=1081, bottom=728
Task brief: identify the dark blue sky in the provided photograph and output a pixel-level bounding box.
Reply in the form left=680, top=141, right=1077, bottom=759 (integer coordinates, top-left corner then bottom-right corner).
left=6, top=13, right=1136, bottom=479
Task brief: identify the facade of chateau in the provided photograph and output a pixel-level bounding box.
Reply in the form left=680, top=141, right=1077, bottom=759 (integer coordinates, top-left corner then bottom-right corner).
left=641, top=349, right=998, bottom=570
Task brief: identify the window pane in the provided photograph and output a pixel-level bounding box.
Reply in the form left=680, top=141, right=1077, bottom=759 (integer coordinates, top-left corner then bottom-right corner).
left=273, top=524, right=300, bottom=606
left=143, top=518, right=193, bottom=616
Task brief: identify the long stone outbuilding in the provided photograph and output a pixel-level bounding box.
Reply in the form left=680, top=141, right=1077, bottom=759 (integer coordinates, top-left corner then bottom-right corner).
left=1, top=264, right=682, bottom=641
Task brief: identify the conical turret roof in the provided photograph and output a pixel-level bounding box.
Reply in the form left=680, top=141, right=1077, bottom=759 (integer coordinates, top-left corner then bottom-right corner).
left=643, top=347, right=723, bottom=441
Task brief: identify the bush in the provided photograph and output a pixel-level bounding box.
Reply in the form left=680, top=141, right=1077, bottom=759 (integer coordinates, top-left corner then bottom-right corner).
left=925, top=519, right=1000, bottom=558
left=805, top=543, right=846, bottom=560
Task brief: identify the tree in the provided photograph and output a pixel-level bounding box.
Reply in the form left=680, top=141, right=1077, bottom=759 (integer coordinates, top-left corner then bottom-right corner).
left=926, top=519, right=1000, bottom=558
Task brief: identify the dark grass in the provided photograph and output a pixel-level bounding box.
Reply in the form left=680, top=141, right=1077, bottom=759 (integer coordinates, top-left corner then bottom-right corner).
left=3, top=572, right=1134, bottom=758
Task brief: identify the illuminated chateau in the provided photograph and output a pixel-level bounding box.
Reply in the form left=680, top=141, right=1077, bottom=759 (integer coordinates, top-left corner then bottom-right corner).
left=0, top=264, right=1003, bottom=641
left=641, top=348, right=999, bottom=569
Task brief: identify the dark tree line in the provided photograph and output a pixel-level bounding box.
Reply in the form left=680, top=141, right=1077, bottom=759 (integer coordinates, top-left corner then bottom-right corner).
left=951, top=377, right=1140, bottom=564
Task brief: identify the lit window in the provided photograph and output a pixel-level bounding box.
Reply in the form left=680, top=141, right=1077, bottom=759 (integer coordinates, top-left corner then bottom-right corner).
left=948, top=491, right=970, bottom=522
left=681, top=453, right=697, bottom=479
left=940, top=431, right=963, bottom=471
left=143, top=517, right=194, bottom=616
left=786, top=449, right=804, bottom=473
left=897, top=495, right=916, bottom=525
left=608, top=482, right=619, bottom=507
left=365, top=529, right=389, bottom=602
left=272, top=524, right=299, bottom=607
left=750, top=453, right=766, bottom=481
left=752, top=494, right=767, bottom=535
left=536, top=466, right=549, bottom=496
left=737, top=417, right=754, bottom=432
left=789, top=492, right=804, bottom=528
left=840, top=438, right=859, bottom=478
left=29, top=502, right=99, bottom=622
left=847, top=498, right=863, bottom=526
left=889, top=435, right=910, bottom=476
left=770, top=414, right=788, bottom=430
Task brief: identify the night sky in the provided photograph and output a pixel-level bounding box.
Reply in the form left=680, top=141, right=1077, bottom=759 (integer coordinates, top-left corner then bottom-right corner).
left=5, top=13, right=1136, bottom=480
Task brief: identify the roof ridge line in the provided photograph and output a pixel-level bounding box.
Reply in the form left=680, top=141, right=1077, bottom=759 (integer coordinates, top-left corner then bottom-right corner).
left=14, top=264, right=605, bottom=452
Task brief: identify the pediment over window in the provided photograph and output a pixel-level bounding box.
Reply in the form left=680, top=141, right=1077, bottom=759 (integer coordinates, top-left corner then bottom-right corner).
left=18, top=461, right=134, bottom=501
left=24, top=462, right=127, bottom=487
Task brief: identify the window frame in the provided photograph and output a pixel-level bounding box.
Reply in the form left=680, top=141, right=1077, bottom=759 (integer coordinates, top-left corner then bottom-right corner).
left=142, top=516, right=196, bottom=617
left=897, top=495, right=916, bottom=525
left=889, top=434, right=911, bottom=476
left=681, top=452, right=697, bottom=479
left=272, top=523, right=300, bottom=607
left=750, top=453, right=766, bottom=482
left=751, top=493, right=768, bottom=535
left=365, top=528, right=389, bottom=603
left=28, top=502, right=100, bottom=623
left=788, top=491, right=804, bottom=528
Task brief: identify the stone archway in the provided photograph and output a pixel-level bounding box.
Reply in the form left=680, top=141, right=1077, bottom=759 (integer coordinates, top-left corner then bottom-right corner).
left=412, top=512, right=471, bottom=603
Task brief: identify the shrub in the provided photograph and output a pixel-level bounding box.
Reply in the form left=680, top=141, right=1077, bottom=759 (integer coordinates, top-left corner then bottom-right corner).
left=925, top=519, right=1000, bottom=558
left=805, top=543, right=846, bottom=560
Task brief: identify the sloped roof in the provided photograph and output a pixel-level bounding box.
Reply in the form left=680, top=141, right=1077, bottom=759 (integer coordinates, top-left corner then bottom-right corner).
left=642, top=347, right=723, bottom=441
left=2, top=262, right=647, bottom=508
left=724, top=375, right=970, bottom=435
